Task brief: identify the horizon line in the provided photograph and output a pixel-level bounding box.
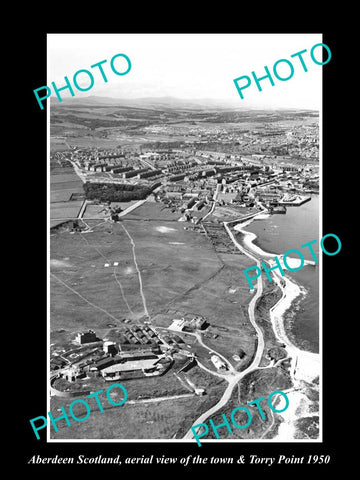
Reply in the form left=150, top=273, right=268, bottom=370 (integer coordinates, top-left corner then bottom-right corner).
left=50, top=94, right=319, bottom=111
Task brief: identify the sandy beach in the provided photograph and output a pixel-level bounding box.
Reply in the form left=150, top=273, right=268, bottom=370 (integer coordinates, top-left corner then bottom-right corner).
left=234, top=222, right=316, bottom=269
left=270, top=273, right=320, bottom=439
left=233, top=220, right=320, bottom=440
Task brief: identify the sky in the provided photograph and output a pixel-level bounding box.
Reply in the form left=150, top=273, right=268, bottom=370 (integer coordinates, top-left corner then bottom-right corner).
left=47, top=33, right=323, bottom=110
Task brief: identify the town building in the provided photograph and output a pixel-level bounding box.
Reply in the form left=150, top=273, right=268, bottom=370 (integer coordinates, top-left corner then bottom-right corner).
left=103, top=341, right=118, bottom=355
left=168, top=316, right=209, bottom=332
left=75, top=329, right=98, bottom=345
left=122, top=168, right=149, bottom=178
left=168, top=319, right=186, bottom=332
left=99, top=351, right=172, bottom=381
left=62, top=366, right=86, bottom=382
left=211, top=355, right=228, bottom=371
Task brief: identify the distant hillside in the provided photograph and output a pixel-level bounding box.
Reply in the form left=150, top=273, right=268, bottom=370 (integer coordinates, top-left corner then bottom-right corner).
left=50, top=95, right=238, bottom=111
left=50, top=95, right=318, bottom=114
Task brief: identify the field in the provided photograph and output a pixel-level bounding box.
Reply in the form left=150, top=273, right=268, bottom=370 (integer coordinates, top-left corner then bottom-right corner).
left=81, top=201, right=141, bottom=220
left=50, top=164, right=84, bottom=227
left=201, top=367, right=293, bottom=440
left=122, top=201, right=183, bottom=221
left=51, top=208, right=255, bottom=337
left=50, top=201, right=83, bottom=220
left=48, top=99, right=320, bottom=440
left=50, top=200, right=259, bottom=439
left=50, top=366, right=226, bottom=439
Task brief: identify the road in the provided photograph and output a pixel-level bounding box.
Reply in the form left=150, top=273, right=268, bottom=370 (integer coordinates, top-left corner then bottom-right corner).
left=77, top=199, right=88, bottom=219
left=184, top=209, right=315, bottom=441
left=118, top=199, right=148, bottom=218
left=201, top=183, right=221, bottom=222
left=183, top=219, right=266, bottom=439
left=192, top=331, right=236, bottom=374
left=223, top=220, right=265, bottom=369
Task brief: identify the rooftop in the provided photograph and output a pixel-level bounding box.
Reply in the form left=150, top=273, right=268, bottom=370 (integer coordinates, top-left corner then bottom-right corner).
left=101, top=358, right=162, bottom=373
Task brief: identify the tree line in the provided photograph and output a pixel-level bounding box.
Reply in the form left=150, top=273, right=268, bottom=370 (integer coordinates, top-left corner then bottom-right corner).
left=83, top=182, right=153, bottom=202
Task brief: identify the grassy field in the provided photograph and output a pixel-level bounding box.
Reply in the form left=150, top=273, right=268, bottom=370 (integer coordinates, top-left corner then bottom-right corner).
left=50, top=365, right=226, bottom=440
left=50, top=201, right=259, bottom=439
left=200, top=366, right=293, bottom=441
left=122, top=201, right=182, bottom=221
left=50, top=163, right=84, bottom=227
left=51, top=201, right=83, bottom=217
left=82, top=201, right=139, bottom=220
left=51, top=189, right=80, bottom=202
left=50, top=216, right=253, bottom=328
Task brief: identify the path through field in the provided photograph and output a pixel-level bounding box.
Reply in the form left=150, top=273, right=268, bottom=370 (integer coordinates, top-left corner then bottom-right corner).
left=50, top=272, right=120, bottom=323
left=120, top=224, right=150, bottom=319
left=79, top=232, right=134, bottom=316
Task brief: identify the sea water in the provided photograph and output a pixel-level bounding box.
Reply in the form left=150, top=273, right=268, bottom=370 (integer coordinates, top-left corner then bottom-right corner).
left=242, top=195, right=320, bottom=353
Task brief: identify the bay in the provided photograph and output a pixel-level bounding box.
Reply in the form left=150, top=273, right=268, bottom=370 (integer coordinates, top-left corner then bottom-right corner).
left=242, top=195, right=320, bottom=353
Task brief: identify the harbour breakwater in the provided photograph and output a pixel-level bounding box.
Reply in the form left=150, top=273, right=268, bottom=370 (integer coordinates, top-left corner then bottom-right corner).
left=278, top=195, right=311, bottom=206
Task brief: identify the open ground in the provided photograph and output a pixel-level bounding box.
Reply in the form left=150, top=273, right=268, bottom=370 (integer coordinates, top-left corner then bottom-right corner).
left=50, top=200, right=265, bottom=439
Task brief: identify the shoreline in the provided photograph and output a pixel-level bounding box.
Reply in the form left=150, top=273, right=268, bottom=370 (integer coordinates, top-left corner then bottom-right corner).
left=233, top=222, right=317, bottom=346
left=232, top=219, right=320, bottom=440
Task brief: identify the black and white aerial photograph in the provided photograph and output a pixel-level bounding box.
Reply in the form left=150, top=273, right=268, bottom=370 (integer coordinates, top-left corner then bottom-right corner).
left=47, top=33, right=323, bottom=442
left=21, top=26, right=347, bottom=474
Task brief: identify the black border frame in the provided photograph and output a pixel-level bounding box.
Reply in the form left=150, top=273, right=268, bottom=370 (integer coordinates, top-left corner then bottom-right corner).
left=20, top=24, right=346, bottom=473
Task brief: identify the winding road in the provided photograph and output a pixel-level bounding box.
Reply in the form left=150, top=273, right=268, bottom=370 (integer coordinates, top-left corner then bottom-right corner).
left=183, top=216, right=266, bottom=439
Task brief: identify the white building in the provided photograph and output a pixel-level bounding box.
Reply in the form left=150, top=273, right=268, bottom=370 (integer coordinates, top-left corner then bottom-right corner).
left=168, top=318, right=186, bottom=332
left=211, top=355, right=227, bottom=371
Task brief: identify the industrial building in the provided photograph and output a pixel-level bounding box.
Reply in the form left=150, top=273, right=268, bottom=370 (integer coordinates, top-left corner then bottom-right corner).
left=211, top=355, right=228, bottom=371
left=103, top=341, right=118, bottom=355
left=168, top=316, right=209, bottom=332
left=75, top=329, right=98, bottom=345
left=100, top=351, right=172, bottom=381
